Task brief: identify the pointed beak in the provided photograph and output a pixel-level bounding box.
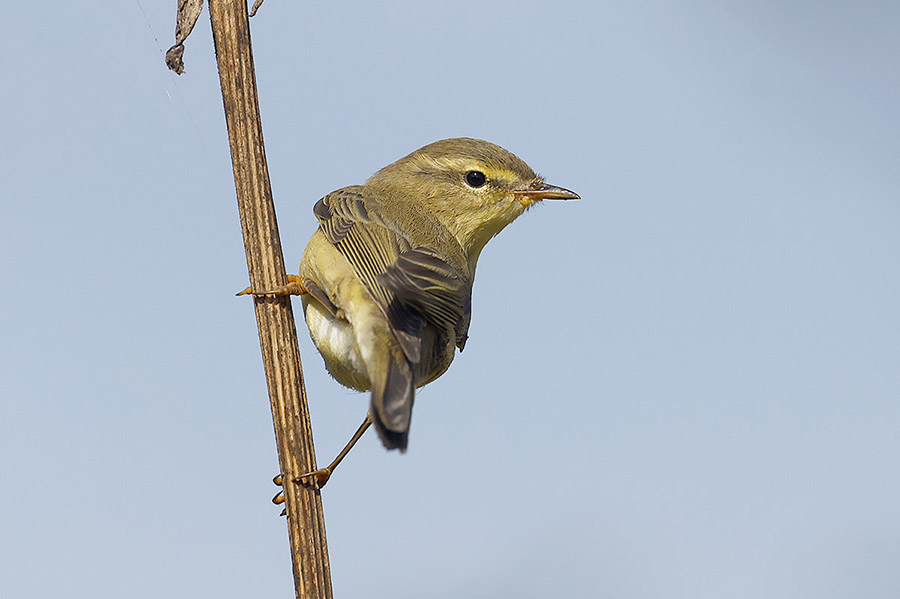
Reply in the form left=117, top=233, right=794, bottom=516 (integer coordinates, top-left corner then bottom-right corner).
left=514, top=181, right=580, bottom=206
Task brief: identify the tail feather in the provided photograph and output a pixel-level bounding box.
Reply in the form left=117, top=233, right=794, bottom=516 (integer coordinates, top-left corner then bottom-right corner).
left=370, top=346, right=416, bottom=451
left=374, top=420, right=409, bottom=451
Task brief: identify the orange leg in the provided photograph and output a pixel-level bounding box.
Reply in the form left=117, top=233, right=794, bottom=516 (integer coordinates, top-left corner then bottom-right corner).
left=236, top=274, right=309, bottom=297
left=294, top=414, right=373, bottom=489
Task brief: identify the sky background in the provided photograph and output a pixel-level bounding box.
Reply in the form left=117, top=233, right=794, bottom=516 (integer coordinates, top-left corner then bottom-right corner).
left=2, top=1, right=899, bottom=598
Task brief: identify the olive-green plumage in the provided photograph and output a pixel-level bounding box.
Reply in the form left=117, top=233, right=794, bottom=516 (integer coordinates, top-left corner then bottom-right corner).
left=299, top=138, right=578, bottom=450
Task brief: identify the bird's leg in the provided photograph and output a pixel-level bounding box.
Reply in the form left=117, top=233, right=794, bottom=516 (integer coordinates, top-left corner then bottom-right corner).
left=295, top=413, right=373, bottom=489
left=236, top=274, right=309, bottom=297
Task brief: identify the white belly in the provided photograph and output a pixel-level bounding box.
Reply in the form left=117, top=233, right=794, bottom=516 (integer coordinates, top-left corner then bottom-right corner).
left=302, top=296, right=371, bottom=391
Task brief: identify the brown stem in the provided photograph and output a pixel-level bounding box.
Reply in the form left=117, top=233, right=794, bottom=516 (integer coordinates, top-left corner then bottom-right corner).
left=207, top=1, right=332, bottom=597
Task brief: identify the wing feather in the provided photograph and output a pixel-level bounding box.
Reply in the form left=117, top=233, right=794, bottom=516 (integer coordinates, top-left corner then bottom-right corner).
left=312, top=187, right=472, bottom=449
left=313, top=187, right=471, bottom=361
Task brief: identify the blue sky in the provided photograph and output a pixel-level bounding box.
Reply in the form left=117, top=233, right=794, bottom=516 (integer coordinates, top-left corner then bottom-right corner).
left=2, top=2, right=899, bottom=598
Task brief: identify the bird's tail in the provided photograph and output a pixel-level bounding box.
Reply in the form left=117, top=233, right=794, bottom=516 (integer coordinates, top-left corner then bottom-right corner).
left=369, top=344, right=416, bottom=451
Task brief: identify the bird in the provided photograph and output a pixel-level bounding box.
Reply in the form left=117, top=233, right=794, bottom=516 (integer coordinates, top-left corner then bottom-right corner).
left=244, top=137, right=578, bottom=486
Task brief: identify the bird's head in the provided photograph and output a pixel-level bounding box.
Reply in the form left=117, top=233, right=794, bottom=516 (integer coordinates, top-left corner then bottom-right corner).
left=366, top=137, right=579, bottom=268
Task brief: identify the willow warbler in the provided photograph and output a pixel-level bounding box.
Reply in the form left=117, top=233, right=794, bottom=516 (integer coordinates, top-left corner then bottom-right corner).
left=248, top=138, right=577, bottom=480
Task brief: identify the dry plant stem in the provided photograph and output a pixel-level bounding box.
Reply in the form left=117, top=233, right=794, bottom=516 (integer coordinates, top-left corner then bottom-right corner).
left=207, top=1, right=332, bottom=598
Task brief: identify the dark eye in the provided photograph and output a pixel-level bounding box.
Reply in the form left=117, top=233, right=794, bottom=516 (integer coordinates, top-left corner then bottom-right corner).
left=464, top=170, right=487, bottom=188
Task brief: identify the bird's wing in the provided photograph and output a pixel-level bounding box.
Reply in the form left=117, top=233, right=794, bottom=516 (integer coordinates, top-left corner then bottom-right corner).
left=313, top=186, right=471, bottom=447
left=314, top=186, right=471, bottom=356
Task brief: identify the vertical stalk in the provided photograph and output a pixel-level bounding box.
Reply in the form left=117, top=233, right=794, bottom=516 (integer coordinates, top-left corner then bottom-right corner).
left=207, top=1, right=332, bottom=597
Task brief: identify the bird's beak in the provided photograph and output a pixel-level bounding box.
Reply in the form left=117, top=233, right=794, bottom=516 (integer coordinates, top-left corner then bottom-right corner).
left=514, top=181, right=580, bottom=206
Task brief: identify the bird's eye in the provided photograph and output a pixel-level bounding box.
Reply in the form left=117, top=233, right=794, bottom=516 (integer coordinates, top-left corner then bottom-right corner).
left=464, top=170, right=487, bottom=188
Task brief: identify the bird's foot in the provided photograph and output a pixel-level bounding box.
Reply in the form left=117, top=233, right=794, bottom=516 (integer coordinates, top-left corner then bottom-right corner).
left=236, top=274, right=309, bottom=297
left=294, top=467, right=332, bottom=490
left=272, top=473, right=286, bottom=516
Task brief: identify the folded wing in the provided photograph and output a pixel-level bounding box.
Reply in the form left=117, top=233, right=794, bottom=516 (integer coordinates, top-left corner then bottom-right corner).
left=313, top=187, right=471, bottom=449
